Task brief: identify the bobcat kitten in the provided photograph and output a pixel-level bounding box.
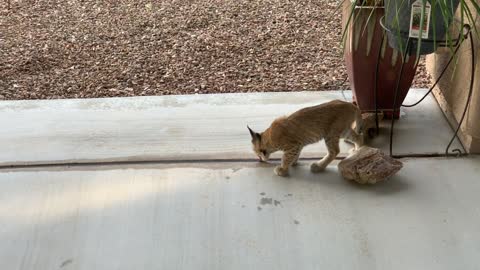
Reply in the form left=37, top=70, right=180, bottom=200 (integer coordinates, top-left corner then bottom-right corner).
left=248, top=100, right=364, bottom=177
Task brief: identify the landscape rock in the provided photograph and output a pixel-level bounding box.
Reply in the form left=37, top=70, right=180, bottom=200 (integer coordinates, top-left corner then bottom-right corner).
left=338, top=146, right=403, bottom=184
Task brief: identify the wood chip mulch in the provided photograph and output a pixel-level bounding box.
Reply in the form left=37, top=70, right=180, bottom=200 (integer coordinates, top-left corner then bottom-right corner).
left=0, top=0, right=431, bottom=100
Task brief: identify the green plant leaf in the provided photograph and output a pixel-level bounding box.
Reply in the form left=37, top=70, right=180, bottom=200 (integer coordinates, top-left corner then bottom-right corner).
left=329, top=0, right=348, bottom=22
left=391, top=0, right=409, bottom=55
left=414, top=0, right=427, bottom=60
left=361, top=4, right=379, bottom=37
left=461, top=0, right=480, bottom=40
left=431, top=0, right=437, bottom=53
left=340, top=0, right=358, bottom=52
left=467, top=0, right=480, bottom=14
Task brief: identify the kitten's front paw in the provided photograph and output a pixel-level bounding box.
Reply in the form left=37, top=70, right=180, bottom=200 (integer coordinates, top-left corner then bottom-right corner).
left=291, top=161, right=299, bottom=167
left=274, top=166, right=289, bottom=177
left=310, top=162, right=326, bottom=173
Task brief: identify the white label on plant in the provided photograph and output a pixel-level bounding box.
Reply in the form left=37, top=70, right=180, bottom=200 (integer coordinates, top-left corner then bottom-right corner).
left=409, top=0, right=431, bottom=39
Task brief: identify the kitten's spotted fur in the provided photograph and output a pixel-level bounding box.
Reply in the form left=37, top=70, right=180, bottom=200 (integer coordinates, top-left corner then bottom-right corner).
left=248, top=100, right=364, bottom=176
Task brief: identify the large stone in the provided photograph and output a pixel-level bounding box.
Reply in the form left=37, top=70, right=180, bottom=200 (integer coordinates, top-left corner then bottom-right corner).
left=338, top=146, right=403, bottom=184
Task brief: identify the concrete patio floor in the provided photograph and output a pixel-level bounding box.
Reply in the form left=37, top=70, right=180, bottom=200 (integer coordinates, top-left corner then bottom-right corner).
left=1, top=90, right=479, bottom=270
left=0, top=89, right=463, bottom=166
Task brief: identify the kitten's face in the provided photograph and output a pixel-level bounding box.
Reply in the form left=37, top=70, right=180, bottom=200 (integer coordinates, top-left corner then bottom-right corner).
left=252, top=139, right=271, bottom=162
left=248, top=126, right=271, bottom=162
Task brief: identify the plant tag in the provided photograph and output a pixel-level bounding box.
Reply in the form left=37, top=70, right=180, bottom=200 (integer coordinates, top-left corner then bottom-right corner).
left=409, top=0, right=431, bottom=39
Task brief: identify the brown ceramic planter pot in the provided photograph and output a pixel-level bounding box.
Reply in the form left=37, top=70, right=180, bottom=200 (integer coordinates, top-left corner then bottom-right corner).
left=342, top=3, right=418, bottom=118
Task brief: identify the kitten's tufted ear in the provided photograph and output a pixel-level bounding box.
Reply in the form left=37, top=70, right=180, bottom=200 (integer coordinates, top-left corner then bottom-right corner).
left=247, top=125, right=261, bottom=142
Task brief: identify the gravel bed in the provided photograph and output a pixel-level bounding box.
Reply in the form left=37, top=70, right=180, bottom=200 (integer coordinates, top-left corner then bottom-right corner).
left=0, top=0, right=431, bottom=100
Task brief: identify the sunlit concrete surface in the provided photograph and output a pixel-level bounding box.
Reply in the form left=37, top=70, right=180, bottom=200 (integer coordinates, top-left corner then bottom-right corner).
left=1, top=157, right=479, bottom=270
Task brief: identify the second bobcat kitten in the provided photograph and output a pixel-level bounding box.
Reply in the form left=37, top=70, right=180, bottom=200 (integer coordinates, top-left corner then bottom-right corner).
left=248, top=100, right=364, bottom=177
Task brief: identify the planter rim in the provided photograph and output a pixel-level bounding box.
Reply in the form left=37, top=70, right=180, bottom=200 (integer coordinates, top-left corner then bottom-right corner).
left=354, top=6, right=384, bottom=9
left=380, top=15, right=466, bottom=43
left=379, top=15, right=407, bottom=37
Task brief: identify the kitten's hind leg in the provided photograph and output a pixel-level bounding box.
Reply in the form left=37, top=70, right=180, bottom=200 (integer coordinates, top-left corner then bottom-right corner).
left=274, top=147, right=302, bottom=177
left=311, top=137, right=339, bottom=173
